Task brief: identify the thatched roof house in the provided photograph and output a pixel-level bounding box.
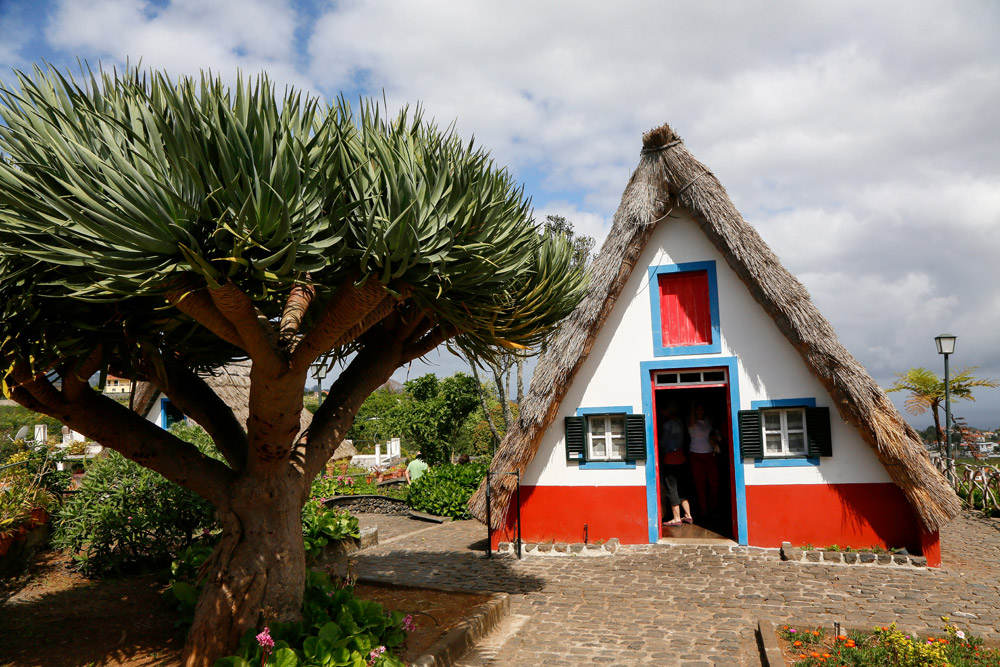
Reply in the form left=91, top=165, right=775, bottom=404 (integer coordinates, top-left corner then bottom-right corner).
left=135, top=360, right=356, bottom=461
left=470, top=122, right=959, bottom=564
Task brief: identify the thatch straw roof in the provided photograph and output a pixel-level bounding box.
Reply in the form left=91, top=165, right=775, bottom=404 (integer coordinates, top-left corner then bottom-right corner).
left=133, top=360, right=357, bottom=461
left=469, top=122, right=960, bottom=533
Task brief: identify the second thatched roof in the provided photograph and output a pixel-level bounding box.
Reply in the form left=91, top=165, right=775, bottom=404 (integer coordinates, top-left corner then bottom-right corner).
left=469, top=122, right=960, bottom=533
left=133, top=360, right=357, bottom=461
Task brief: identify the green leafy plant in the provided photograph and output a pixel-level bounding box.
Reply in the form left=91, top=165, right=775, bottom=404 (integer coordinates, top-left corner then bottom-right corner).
left=301, top=500, right=360, bottom=561
left=215, top=569, right=408, bottom=667
left=406, top=459, right=490, bottom=519
left=52, top=450, right=217, bottom=576
left=0, top=449, right=58, bottom=539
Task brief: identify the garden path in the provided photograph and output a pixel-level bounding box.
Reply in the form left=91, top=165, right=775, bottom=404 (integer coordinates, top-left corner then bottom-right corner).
left=351, top=511, right=1000, bottom=667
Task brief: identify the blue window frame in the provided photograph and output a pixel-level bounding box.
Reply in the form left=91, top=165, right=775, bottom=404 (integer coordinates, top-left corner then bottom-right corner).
left=575, top=406, right=636, bottom=470
left=648, top=260, right=721, bottom=357
left=749, top=398, right=820, bottom=467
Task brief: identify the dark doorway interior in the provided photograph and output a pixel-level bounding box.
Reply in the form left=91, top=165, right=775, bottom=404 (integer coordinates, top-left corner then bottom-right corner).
left=653, top=385, right=734, bottom=539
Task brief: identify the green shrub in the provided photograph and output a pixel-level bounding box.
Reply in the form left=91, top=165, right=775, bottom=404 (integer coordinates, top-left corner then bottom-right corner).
left=53, top=451, right=216, bottom=576
left=216, top=570, right=408, bottom=667
left=301, top=499, right=360, bottom=561
left=52, top=440, right=218, bottom=576
left=0, top=404, right=63, bottom=444
left=406, top=460, right=489, bottom=519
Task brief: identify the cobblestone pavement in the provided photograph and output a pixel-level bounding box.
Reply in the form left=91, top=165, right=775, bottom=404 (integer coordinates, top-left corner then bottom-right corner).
left=350, top=512, right=1000, bottom=666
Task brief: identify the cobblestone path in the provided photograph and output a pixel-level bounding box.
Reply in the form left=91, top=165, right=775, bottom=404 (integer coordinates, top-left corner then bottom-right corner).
left=351, top=512, right=1000, bottom=666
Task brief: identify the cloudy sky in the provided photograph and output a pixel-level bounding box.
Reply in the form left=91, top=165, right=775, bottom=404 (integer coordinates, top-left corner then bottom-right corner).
left=2, top=0, right=998, bottom=428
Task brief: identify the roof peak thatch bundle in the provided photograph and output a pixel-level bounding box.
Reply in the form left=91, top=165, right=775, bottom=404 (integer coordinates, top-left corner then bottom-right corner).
left=469, top=121, right=960, bottom=533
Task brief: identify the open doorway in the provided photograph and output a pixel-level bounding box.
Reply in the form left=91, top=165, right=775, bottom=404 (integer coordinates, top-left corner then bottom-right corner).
left=652, top=373, right=735, bottom=540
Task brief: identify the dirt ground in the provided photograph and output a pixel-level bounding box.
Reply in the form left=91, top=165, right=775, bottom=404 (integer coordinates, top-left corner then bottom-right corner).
left=0, top=549, right=488, bottom=667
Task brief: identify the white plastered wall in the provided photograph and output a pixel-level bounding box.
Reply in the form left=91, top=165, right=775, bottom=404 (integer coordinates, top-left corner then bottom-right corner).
left=523, top=211, right=891, bottom=487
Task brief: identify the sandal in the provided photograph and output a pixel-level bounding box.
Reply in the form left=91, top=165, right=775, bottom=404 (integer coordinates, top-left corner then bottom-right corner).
left=682, top=517, right=694, bottom=524
left=663, top=519, right=683, bottom=526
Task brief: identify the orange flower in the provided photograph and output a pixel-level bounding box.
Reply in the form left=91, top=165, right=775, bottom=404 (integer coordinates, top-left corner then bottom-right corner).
left=783, top=625, right=789, bottom=630
left=794, top=640, right=802, bottom=646
left=813, top=631, right=820, bottom=636
left=836, top=635, right=848, bottom=641
left=811, top=652, right=821, bottom=658
left=799, top=654, right=807, bottom=660
left=822, top=654, right=831, bottom=658
left=939, top=638, right=948, bottom=644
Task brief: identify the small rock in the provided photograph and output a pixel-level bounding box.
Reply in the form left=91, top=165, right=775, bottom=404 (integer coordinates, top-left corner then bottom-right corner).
left=805, top=550, right=822, bottom=562
left=858, top=553, right=876, bottom=564
left=877, top=554, right=893, bottom=565
left=843, top=552, right=858, bottom=564
left=569, top=543, right=584, bottom=553
left=554, top=542, right=569, bottom=553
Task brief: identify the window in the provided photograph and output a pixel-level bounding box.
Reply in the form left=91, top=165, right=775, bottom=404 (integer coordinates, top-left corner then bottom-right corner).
left=648, top=261, right=721, bottom=357
left=762, top=408, right=806, bottom=457
left=161, top=398, right=186, bottom=430
left=587, top=414, right=626, bottom=460
left=737, top=404, right=831, bottom=459
left=654, top=368, right=727, bottom=386
left=564, top=412, right=647, bottom=463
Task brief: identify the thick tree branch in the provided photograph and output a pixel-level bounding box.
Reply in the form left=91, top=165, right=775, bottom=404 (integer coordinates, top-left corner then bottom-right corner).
left=62, top=345, right=103, bottom=401
left=330, top=295, right=398, bottom=348
left=208, top=282, right=282, bottom=368
left=279, top=281, right=316, bottom=344
left=146, top=358, right=249, bottom=471
left=290, top=277, right=390, bottom=372
left=9, top=365, right=233, bottom=504
left=167, top=282, right=248, bottom=352
left=403, top=324, right=457, bottom=361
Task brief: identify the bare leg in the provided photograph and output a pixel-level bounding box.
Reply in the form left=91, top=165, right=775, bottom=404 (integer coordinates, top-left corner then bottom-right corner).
left=671, top=505, right=682, bottom=522
left=681, top=499, right=692, bottom=521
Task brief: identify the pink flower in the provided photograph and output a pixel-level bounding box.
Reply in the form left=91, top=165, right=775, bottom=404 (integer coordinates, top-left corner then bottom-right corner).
left=256, top=627, right=274, bottom=650
left=367, top=645, right=386, bottom=665
left=957, top=630, right=966, bottom=640
left=346, top=476, right=355, bottom=485
left=402, top=614, right=416, bottom=632
left=336, top=475, right=344, bottom=482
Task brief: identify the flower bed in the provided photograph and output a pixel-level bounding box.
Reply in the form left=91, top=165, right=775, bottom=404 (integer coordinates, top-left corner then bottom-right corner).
left=776, top=620, right=1000, bottom=666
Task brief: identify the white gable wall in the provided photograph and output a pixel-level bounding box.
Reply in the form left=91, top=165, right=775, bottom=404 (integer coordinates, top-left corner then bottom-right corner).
left=523, top=210, right=890, bottom=487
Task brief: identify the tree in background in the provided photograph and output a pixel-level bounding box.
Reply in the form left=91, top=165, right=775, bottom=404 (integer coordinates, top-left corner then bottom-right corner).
left=392, top=373, right=478, bottom=464
left=887, top=367, right=999, bottom=454
left=0, top=67, right=586, bottom=666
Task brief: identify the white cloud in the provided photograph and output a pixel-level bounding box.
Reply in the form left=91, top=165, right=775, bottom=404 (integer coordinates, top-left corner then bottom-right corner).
left=13, top=0, right=1000, bottom=424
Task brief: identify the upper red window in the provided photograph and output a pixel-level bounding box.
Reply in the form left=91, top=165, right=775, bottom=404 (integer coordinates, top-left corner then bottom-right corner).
left=658, top=270, right=712, bottom=347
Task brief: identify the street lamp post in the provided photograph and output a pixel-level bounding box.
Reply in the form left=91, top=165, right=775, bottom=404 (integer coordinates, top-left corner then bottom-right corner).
left=935, top=334, right=957, bottom=481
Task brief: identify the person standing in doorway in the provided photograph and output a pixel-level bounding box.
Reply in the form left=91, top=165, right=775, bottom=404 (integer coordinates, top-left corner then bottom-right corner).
left=687, top=403, right=720, bottom=518
left=659, top=402, right=694, bottom=526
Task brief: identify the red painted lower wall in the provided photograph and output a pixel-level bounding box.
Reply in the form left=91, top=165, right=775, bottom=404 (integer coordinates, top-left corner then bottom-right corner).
left=491, top=485, right=648, bottom=547
left=493, top=481, right=940, bottom=566
left=746, top=482, right=939, bottom=566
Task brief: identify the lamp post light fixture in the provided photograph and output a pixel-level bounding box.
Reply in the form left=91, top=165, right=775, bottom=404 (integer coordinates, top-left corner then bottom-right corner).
left=935, top=334, right=957, bottom=480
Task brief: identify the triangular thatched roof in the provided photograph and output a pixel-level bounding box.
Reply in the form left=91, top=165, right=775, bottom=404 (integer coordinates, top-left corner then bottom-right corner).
left=469, top=122, right=960, bottom=533
left=133, top=360, right=357, bottom=461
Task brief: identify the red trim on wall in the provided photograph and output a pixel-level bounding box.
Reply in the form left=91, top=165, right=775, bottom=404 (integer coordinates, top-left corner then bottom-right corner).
left=745, top=482, right=935, bottom=562
left=658, top=270, right=711, bottom=347
left=492, top=485, right=648, bottom=547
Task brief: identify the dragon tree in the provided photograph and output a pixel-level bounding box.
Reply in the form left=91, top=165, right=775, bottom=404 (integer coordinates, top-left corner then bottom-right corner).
left=0, top=66, right=586, bottom=666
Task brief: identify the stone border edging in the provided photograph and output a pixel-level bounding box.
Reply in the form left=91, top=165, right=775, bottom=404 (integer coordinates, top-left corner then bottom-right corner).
left=355, top=575, right=510, bottom=667
left=495, top=537, right=619, bottom=557
left=780, top=542, right=927, bottom=568
left=756, top=619, right=785, bottom=667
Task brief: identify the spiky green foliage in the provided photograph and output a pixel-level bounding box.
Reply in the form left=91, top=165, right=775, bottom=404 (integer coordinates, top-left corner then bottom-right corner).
left=0, top=65, right=586, bottom=389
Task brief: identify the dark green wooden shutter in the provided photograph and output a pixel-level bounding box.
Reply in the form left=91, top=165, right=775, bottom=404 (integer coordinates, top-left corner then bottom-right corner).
left=565, top=416, right=586, bottom=462
left=625, top=414, right=647, bottom=461
left=806, top=407, right=832, bottom=457
left=738, top=410, right=763, bottom=459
